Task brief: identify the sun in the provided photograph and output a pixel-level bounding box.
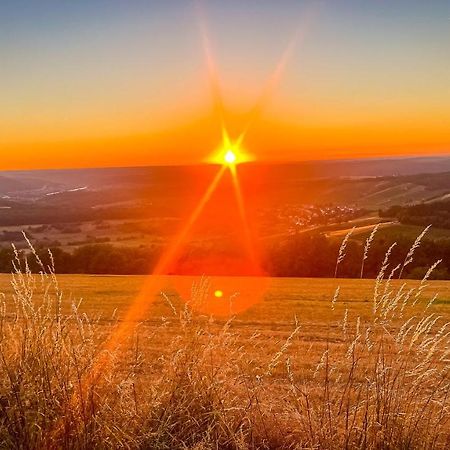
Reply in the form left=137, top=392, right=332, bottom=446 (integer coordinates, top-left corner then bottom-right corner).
left=208, top=127, right=251, bottom=166
left=224, top=149, right=236, bottom=165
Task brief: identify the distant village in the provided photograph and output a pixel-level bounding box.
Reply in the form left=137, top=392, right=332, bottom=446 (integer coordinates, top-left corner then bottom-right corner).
left=260, top=203, right=365, bottom=235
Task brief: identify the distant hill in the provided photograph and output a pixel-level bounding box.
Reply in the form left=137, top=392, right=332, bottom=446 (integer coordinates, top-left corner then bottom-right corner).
left=381, top=200, right=450, bottom=229
left=0, top=157, right=449, bottom=226
left=0, top=174, right=56, bottom=194
left=0, top=157, right=448, bottom=278
left=3, top=155, right=450, bottom=192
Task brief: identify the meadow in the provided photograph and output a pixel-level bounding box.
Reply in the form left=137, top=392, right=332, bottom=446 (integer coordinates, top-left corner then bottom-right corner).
left=1, top=249, right=450, bottom=448
left=1, top=272, right=449, bottom=335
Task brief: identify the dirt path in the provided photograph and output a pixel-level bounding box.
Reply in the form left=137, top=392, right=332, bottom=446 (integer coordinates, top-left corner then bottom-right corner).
left=325, top=220, right=398, bottom=238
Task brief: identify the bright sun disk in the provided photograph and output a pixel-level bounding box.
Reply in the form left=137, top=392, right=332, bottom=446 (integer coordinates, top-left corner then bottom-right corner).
left=224, top=149, right=236, bottom=165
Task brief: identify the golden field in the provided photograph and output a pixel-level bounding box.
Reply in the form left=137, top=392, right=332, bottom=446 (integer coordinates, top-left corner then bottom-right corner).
left=1, top=266, right=450, bottom=449
left=1, top=273, right=449, bottom=353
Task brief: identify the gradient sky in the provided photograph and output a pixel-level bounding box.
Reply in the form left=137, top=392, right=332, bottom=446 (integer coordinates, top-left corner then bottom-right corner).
left=1, top=0, right=449, bottom=170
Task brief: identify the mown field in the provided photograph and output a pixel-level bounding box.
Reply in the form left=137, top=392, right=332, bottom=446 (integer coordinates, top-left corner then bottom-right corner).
left=2, top=273, right=449, bottom=318
left=1, top=272, right=450, bottom=448
left=1, top=273, right=449, bottom=359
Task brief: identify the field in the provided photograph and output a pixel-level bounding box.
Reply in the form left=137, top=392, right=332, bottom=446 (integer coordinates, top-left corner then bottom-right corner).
left=1, top=272, right=448, bottom=366
left=354, top=223, right=450, bottom=242
left=1, top=269, right=450, bottom=448
left=2, top=272, right=449, bottom=327
left=0, top=218, right=176, bottom=250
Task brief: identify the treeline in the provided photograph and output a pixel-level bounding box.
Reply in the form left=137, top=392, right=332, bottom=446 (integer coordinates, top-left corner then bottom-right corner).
left=0, top=245, right=158, bottom=275
left=265, top=232, right=450, bottom=279
left=0, top=231, right=448, bottom=279
left=380, top=200, right=450, bottom=229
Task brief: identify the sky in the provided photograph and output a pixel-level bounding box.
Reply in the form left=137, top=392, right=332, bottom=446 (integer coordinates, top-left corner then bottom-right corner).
left=0, top=0, right=449, bottom=170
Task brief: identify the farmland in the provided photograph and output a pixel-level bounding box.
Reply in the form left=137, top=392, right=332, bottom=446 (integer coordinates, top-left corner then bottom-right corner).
left=1, top=162, right=449, bottom=280
left=1, top=271, right=450, bottom=448
left=2, top=273, right=449, bottom=320
left=1, top=273, right=449, bottom=358
left=0, top=160, right=449, bottom=447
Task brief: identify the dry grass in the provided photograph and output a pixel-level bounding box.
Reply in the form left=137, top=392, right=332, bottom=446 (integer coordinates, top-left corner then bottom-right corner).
left=0, top=228, right=449, bottom=448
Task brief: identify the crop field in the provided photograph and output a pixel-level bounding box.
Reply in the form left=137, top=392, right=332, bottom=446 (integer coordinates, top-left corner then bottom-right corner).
left=1, top=273, right=449, bottom=356
left=2, top=273, right=449, bottom=320
left=1, top=270, right=450, bottom=448
left=1, top=273, right=449, bottom=366
left=0, top=218, right=177, bottom=251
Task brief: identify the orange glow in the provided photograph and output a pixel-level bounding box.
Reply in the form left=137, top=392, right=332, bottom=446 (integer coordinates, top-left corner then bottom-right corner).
left=154, top=165, right=227, bottom=274
left=230, top=164, right=262, bottom=274
left=58, top=124, right=261, bottom=412
left=52, top=155, right=262, bottom=432
left=174, top=276, right=269, bottom=317
left=2, top=0, right=449, bottom=170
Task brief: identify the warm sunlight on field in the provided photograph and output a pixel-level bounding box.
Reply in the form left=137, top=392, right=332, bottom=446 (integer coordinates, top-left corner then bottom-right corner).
left=1, top=274, right=448, bottom=324
left=1, top=268, right=450, bottom=448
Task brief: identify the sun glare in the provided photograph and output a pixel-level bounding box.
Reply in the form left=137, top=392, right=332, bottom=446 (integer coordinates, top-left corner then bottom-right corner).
left=224, top=149, right=236, bottom=165
left=209, top=127, right=251, bottom=166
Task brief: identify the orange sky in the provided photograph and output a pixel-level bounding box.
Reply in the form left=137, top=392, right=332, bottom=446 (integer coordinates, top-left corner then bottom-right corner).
left=1, top=1, right=449, bottom=170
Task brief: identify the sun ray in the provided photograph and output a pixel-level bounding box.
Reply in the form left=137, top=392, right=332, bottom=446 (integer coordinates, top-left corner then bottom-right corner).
left=239, top=4, right=320, bottom=142
left=212, top=127, right=261, bottom=272
left=230, top=164, right=261, bottom=273
left=49, top=165, right=227, bottom=440
left=99, top=164, right=227, bottom=349
left=195, top=0, right=226, bottom=129
left=153, top=164, right=227, bottom=273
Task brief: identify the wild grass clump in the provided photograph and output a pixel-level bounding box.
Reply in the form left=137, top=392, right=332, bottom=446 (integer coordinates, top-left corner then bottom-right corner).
left=0, top=226, right=449, bottom=449
left=0, top=243, right=127, bottom=448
